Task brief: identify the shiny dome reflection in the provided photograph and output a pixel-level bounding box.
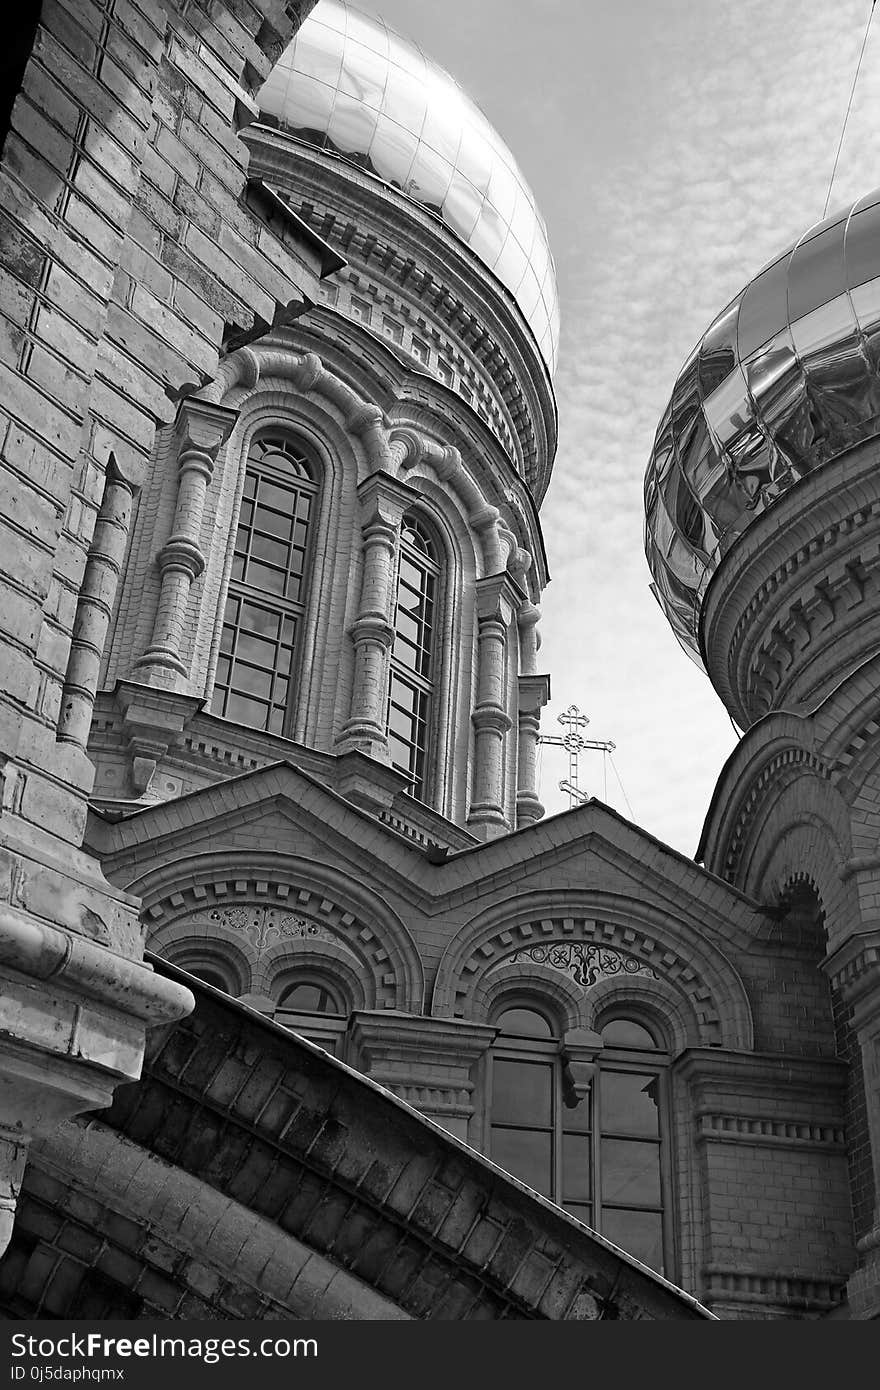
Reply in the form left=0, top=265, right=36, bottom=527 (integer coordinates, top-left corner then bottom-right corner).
left=644, top=189, right=880, bottom=663
left=257, top=0, right=560, bottom=376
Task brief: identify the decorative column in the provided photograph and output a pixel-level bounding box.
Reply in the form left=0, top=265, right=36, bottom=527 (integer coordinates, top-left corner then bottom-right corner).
left=134, top=399, right=238, bottom=688
left=467, top=574, right=519, bottom=838
left=516, top=672, right=551, bottom=829
left=57, top=458, right=135, bottom=749
left=336, top=472, right=417, bottom=761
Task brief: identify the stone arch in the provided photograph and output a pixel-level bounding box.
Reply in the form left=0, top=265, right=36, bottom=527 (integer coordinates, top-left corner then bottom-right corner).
left=130, top=852, right=425, bottom=1014
left=197, top=382, right=361, bottom=749
left=158, top=932, right=253, bottom=997
left=432, top=892, right=753, bottom=1050
left=586, top=975, right=699, bottom=1056
left=260, top=939, right=368, bottom=1011
left=474, top=963, right=588, bottom=1034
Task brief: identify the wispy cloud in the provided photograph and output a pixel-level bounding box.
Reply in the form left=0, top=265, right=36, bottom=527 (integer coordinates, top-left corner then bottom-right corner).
left=352, top=0, right=880, bottom=852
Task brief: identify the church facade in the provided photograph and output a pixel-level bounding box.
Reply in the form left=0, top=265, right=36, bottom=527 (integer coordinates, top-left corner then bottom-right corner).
left=0, top=0, right=878, bottom=1321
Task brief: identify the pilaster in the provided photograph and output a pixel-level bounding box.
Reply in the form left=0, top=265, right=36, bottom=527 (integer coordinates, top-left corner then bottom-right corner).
left=467, top=573, right=521, bottom=839
left=133, top=400, right=238, bottom=690
left=516, top=672, right=550, bottom=829
left=58, top=458, right=136, bottom=750
left=674, top=1048, right=852, bottom=1318
left=336, top=472, right=419, bottom=762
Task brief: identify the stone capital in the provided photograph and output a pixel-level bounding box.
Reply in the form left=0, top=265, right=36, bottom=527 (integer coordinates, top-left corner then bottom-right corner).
left=475, top=571, right=525, bottom=626
left=518, top=672, right=551, bottom=714
left=356, top=470, right=420, bottom=529
left=173, top=397, right=239, bottom=462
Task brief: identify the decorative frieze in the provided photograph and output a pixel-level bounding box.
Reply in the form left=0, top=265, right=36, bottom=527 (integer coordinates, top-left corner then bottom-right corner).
left=208, top=903, right=337, bottom=953
left=500, top=940, right=658, bottom=992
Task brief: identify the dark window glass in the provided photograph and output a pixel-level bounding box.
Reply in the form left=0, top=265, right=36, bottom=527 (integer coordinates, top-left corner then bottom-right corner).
left=602, top=1019, right=658, bottom=1048
left=601, top=1071, right=660, bottom=1136
left=497, top=1007, right=553, bottom=1038
left=211, top=434, right=317, bottom=736
left=493, top=1058, right=553, bottom=1126
left=602, top=1208, right=664, bottom=1271
left=183, top=965, right=228, bottom=991
left=278, top=980, right=342, bottom=1013
left=491, top=1127, right=553, bottom=1197
left=386, top=516, right=439, bottom=801
left=489, top=1011, right=670, bottom=1275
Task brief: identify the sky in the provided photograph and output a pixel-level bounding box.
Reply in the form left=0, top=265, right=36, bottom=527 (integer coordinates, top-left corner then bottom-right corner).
left=352, top=0, right=880, bottom=855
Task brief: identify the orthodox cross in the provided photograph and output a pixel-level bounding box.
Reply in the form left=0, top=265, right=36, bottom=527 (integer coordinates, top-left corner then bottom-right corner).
left=538, top=704, right=616, bottom=809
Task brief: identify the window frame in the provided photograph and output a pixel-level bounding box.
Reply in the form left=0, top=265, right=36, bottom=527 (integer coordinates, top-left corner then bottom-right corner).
left=211, top=431, right=320, bottom=738
left=487, top=1002, right=675, bottom=1277
left=386, top=514, right=441, bottom=802
left=273, top=971, right=349, bottom=1057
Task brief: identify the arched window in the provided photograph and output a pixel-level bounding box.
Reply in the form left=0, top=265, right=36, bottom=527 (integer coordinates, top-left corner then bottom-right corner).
left=386, top=516, right=439, bottom=800
left=211, top=433, right=318, bottom=735
left=273, top=972, right=347, bottom=1056
left=489, top=1005, right=671, bottom=1274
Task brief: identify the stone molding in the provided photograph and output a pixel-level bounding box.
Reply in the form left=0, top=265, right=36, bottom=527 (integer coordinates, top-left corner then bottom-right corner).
left=436, top=914, right=736, bottom=1048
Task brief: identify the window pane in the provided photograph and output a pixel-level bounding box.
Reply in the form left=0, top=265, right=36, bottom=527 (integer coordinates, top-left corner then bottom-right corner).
left=562, top=1132, right=591, bottom=1201
left=258, top=480, right=296, bottom=513
left=225, top=691, right=270, bottom=729
left=601, top=1019, right=657, bottom=1048
left=601, top=1208, right=664, bottom=1274
left=563, top=1202, right=593, bottom=1227
left=491, top=1126, right=552, bottom=1197
left=496, top=1007, right=553, bottom=1038
left=492, top=1058, right=552, bottom=1126
left=251, top=532, right=290, bottom=568
left=240, top=602, right=282, bottom=638
left=602, top=1072, right=660, bottom=1136
left=235, top=632, right=277, bottom=668
left=231, top=663, right=272, bottom=700
left=246, top=560, right=286, bottom=596
left=255, top=506, right=294, bottom=541
left=601, top=1138, right=662, bottom=1206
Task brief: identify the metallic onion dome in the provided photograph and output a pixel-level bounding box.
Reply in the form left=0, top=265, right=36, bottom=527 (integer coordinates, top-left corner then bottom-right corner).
left=644, top=188, right=880, bottom=661
left=256, top=0, right=560, bottom=376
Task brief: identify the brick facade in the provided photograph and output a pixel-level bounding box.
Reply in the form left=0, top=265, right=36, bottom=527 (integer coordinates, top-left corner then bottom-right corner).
left=3, top=0, right=880, bottom=1325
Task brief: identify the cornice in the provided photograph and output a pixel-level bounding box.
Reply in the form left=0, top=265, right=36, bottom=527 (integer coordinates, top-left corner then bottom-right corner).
left=243, top=128, right=557, bottom=503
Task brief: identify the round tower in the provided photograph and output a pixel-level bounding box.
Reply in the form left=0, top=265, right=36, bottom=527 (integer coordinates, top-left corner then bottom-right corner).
left=91, top=0, right=558, bottom=841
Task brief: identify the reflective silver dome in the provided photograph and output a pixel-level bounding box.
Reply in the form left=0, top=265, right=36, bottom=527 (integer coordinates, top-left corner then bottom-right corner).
left=644, top=188, right=880, bottom=661
left=257, top=0, right=560, bottom=376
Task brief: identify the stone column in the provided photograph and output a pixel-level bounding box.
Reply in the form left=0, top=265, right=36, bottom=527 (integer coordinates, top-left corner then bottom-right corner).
left=517, top=672, right=551, bottom=829
left=336, top=472, right=417, bottom=760
left=134, top=399, right=238, bottom=689
left=468, top=575, right=520, bottom=838
left=57, top=458, right=135, bottom=749
left=347, top=1012, right=497, bottom=1143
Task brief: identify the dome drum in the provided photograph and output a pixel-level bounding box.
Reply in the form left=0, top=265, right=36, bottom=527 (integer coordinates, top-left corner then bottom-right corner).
left=644, top=189, right=880, bottom=677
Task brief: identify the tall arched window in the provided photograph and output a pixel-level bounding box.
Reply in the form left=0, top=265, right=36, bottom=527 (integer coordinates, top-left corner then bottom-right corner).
left=489, top=1005, right=671, bottom=1274
left=386, top=516, right=439, bottom=800
left=212, top=434, right=318, bottom=734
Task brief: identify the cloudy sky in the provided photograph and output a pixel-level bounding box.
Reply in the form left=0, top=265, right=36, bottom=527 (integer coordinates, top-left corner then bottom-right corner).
left=353, top=0, right=880, bottom=854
